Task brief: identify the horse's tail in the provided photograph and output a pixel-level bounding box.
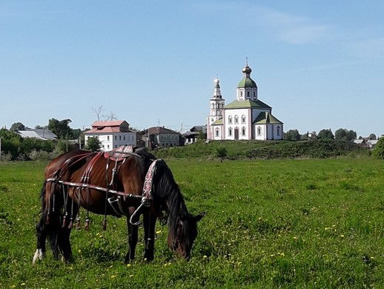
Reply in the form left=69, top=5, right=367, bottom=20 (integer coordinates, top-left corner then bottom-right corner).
left=37, top=179, right=61, bottom=259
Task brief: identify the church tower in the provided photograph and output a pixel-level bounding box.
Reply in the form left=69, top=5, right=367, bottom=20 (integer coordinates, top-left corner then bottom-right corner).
left=207, top=78, right=225, bottom=139
left=208, top=78, right=225, bottom=125
left=236, top=64, right=258, bottom=101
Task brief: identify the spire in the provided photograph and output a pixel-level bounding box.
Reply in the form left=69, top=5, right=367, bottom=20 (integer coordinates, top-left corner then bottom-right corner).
left=213, top=77, right=222, bottom=99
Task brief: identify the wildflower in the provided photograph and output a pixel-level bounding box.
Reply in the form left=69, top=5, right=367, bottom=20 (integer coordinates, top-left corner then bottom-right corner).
left=126, top=264, right=131, bottom=268
left=156, top=230, right=162, bottom=234
left=340, top=234, right=345, bottom=238
left=111, top=275, right=117, bottom=279
left=203, top=255, right=207, bottom=259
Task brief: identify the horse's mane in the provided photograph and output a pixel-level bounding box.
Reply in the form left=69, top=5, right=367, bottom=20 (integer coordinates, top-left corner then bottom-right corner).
left=151, top=160, right=188, bottom=237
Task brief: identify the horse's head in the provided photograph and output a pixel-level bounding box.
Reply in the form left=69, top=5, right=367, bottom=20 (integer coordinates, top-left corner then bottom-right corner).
left=168, top=212, right=205, bottom=259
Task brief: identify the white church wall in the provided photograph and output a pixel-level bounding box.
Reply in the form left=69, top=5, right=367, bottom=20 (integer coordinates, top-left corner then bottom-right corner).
left=225, top=108, right=250, bottom=140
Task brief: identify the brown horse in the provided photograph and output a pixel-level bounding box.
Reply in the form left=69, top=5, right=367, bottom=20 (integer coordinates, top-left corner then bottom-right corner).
left=33, top=147, right=204, bottom=264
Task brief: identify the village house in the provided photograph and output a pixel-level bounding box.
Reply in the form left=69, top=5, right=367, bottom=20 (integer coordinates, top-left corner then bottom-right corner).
left=207, top=64, right=283, bottom=141
left=84, top=120, right=137, bottom=151
left=17, top=128, right=57, bottom=140
left=142, top=126, right=182, bottom=149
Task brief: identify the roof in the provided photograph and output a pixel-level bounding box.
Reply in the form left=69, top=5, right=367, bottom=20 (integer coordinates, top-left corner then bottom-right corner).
left=224, top=99, right=271, bottom=110
left=212, top=119, right=223, bottom=125
left=237, top=77, right=257, bottom=88
left=18, top=129, right=57, bottom=140
left=147, top=126, right=179, bottom=135
left=254, top=112, right=283, bottom=124
left=85, top=120, right=131, bottom=134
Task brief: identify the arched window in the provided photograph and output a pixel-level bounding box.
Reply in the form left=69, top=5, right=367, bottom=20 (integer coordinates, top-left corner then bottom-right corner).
left=247, top=91, right=250, bottom=97
left=215, top=128, right=219, bottom=137
left=241, top=115, right=246, bottom=123
left=242, top=127, right=246, bottom=136
left=229, top=128, right=232, bottom=136
left=235, top=115, right=239, bottom=124
left=257, top=126, right=261, bottom=136
left=228, top=115, right=233, bottom=124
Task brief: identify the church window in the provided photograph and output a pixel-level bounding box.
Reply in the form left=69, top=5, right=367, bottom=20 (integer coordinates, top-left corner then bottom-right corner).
left=257, top=126, right=261, bottom=136
left=240, top=91, right=243, bottom=97
left=215, top=129, right=219, bottom=137
left=228, top=116, right=233, bottom=124
left=242, top=127, right=246, bottom=136
left=241, top=115, right=246, bottom=123
left=247, top=91, right=250, bottom=97
left=253, top=91, right=256, bottom=97
left=277, top=126, right=281, bottom=136
left=235, top=115, right=239, bottom=124
left=229, top=128, right=232, bottom=136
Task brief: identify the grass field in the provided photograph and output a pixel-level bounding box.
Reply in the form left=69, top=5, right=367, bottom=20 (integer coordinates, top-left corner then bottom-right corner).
left=1, top=157, right=384, bottom=288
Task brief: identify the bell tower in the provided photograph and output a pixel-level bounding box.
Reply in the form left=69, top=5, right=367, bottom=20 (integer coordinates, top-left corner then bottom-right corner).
left=208, top=78, right=225, bottom=126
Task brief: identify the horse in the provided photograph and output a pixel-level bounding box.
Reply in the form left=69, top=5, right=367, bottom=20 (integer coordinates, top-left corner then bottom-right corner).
left=33, top=146, right=204, bottom=264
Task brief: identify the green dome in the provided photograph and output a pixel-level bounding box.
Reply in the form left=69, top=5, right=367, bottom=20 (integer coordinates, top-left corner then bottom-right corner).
left=237, top=77, right=257, bottom=88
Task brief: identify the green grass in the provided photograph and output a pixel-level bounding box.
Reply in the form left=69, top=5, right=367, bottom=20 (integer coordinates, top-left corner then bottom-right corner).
left=1, top=157, right=384, bottom=288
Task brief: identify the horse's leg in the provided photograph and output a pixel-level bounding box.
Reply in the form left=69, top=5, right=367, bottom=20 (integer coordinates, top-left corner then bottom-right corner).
left=57, top=200, right=78, bottom=263
left=143, top=209, right=157, bottom=261
left=125, top=215, right=138, bottom=264
left=33, top=213, right=47, bottom=264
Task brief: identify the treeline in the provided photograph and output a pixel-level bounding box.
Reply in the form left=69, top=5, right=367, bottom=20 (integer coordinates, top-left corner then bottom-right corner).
left=155, top=139, right=369, bottom=160
left=0, top=128, right=70, bottom=161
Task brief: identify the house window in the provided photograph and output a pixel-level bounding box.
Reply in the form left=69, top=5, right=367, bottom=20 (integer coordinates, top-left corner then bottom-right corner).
left=228, top=116, right=233, bottom=124
left=235, top=115, right=239, bottom=124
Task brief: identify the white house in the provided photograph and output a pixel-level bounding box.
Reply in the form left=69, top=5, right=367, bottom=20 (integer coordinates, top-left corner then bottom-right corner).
left=207, top=64, right=283, bottom=141
left=84, top=120, right=136, bottom=151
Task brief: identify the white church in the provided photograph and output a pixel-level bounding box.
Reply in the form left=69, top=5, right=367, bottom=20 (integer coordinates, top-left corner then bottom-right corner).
left=207, top=64, right=283, bottom=141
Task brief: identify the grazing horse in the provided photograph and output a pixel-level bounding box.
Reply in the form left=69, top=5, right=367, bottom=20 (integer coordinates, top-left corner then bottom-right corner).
left=33, top=147, right=204, bottom=264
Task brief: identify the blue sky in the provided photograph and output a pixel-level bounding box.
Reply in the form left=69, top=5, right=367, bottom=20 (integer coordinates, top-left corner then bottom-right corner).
left=1, top=1, right=383, bottom=137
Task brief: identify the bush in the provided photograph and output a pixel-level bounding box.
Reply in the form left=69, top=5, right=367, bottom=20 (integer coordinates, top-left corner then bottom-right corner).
left=372, top=138, right=384, bottom=159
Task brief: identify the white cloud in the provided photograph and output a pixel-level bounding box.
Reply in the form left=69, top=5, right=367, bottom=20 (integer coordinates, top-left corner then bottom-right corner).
left=257, top=8, right=332, bottom=44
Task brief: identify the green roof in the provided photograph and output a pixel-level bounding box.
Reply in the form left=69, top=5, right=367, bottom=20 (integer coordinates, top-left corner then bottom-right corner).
left=224, top=99, right=271, bottom=109
left=237, top=77, right=257, bottom=88
left=254, top=112, right=283, bottom=124
left=212, top=118, right=223, bottom=125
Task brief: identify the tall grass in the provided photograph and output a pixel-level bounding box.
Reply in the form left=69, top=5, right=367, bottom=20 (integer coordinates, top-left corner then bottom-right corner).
left=1, top=157, right=384, bottom=288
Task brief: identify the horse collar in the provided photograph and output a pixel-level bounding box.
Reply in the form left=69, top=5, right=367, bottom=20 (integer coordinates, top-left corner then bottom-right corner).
left=142, top=159, right=159, bottom=205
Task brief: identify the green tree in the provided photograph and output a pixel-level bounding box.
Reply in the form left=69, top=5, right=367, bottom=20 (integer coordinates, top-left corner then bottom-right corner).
left=284, top=129, right=301, bottom=141
left=318, top=129, right=334, bottom=140
left=372, top=138, right=384, bottom=159
left=10, top=122, right=26, bottom=131
left=48, top=118, right=72, bottom=139
left=86, top=137, right=101, bottom=152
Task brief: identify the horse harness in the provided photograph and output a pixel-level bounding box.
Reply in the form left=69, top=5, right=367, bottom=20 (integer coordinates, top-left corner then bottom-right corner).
left=45, top=146, right=160, bottom=230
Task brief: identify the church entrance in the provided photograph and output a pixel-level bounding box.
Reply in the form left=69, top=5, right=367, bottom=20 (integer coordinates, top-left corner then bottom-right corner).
left=234, top=128, right=239, bottom=140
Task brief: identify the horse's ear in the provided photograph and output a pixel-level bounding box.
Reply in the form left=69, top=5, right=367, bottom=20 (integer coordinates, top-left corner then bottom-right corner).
left=194, top=212, right=206, bottom=222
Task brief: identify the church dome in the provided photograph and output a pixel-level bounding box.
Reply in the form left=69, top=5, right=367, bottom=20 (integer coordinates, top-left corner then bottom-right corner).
left=237, top=65, right=257, bottom=88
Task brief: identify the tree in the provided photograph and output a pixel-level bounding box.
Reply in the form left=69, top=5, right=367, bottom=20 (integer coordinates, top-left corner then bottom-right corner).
left=86, top=137, right=101, bottom=152
left=10, top=122, right=25, bottom=131
left=372, top=138, right=384, bottom=159
left=318, top=129, right=334, bottom=140
left=48, top=118, right=72, bottom=139
left=284, top=129, right=301, bottom=141
left=369, top=133, right=377, bottom=140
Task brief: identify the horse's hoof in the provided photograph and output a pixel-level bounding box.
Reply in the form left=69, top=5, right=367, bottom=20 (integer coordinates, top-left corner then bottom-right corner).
left=32, top=249, right=44, bottom=264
